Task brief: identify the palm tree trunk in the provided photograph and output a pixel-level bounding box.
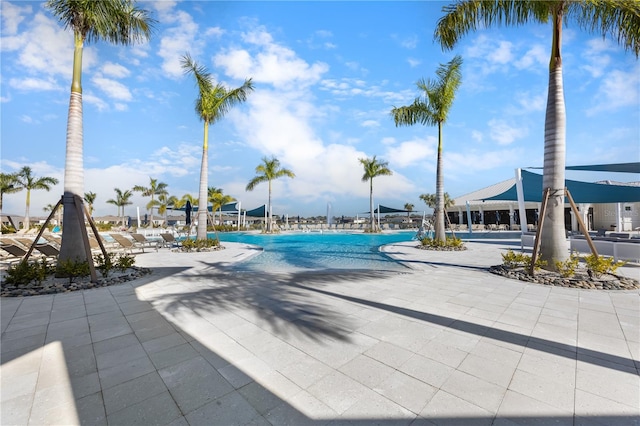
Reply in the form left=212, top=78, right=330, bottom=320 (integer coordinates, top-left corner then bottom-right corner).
left=24, top=189, right=31, bottom=229
left=369, top=179, right=375, bottom=231
left=197, top=122, right=209, bottom=239
left=540, top=67, right=568, bottom=266
left=59, top=32, right=88, bottom=265
left=434, top=122, right=446, bottom=242
left=149, top=196, right=154, bottom=227
left=267, top=180, right=272, bottom=233
left=540, top=11, right=568, bottom=268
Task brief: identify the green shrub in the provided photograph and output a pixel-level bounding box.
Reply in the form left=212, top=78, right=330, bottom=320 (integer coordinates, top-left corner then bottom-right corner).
left=583, top=254, right=625, bottom=278
left=116, top=253, right=136, bottom=271
left=56, top=259, right=91, bottom=284
left=420, top=236, right=465, bottom=249
left=555, top=254, right=580, bottom=278
left=96, top=222, right=114, bottom=231
left=4, top=259, right=54, bottom=286
left=181, top=238, right=220, bottom=252
left=501, top=249, right=547, bottom=271
left=1, top=224, right=17, bottom=234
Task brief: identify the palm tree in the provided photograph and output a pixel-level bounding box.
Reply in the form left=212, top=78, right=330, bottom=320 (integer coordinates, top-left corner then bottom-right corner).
left=391, top=55, right=462, bottom=243
left=358, top=156, right=393, bottom=232
left=156, top=193, right=176, bottom=225
left=434, top=1, right=639, bottom=265
left=419, top=192, right=454, bottom=210
left=14, top=166, right=59, bottom=230
left=181, top=53, right=254, bottom=240
left=404, top=203, right=414, bottom=223
left=106, top=188, right=133, bottom=227
left=246, top=156, right=295, bottom=233
left=46, top=0, right=154, bottom=263
left=84, top=191, right=96, bottom=217
left=0, top=172, right=21, bottom=214
left=209, top=187, right=236, bottom=227
left=133, top=177, right=168, bottom=227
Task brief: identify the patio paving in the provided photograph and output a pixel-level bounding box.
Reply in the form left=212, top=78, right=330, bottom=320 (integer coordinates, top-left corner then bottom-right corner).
left=1, top=239, right=638, bottom=425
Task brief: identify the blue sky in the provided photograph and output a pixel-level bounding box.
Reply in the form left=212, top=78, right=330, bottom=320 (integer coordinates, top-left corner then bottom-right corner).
left=2, top=1, right=638, bottom=219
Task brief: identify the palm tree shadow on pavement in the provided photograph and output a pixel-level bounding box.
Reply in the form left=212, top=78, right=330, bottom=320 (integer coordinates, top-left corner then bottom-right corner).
left=1, top=266, right=638, bottom=425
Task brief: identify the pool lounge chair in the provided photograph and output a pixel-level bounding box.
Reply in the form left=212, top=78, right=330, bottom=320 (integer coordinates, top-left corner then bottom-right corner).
left=109, top=233, right=146, bottom=254
left=14, top=237, right=60, bottom=260
left=160, top=233, right=182, bottom=248
left=131, top=233, right=160, bottom=251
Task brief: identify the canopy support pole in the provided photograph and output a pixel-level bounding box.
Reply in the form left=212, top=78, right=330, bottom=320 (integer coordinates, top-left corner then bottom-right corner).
left=515, top=168, right=528, bottom=233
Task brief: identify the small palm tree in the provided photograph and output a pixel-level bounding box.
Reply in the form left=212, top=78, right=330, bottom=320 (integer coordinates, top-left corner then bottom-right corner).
left=181, top=53, right=253, bottom=240
left=84, top=191, right=97, bottom=217
left=404, top=203, right=414, bottom=223
left=358, top=156, right=393, bottom=232
left=246, top=156, right=295, bottom=233
left=391, top=55, right=462, bottom=242
left=106, top=188, right=133, bottom=227
left=434, top=1, right=639, bottom=265
left=209, top=187, right=236, bottom=227
left=133, top=177, right=168, bottom=227
left=0, top=172, right=21, bottom=214
left=14, top=166, right=59, bottom=230
left=419, top=193, right=454, bottom=210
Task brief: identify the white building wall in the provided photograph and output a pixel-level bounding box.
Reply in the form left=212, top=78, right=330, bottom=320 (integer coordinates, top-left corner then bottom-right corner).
left=592, top=202, right=640, bottom=231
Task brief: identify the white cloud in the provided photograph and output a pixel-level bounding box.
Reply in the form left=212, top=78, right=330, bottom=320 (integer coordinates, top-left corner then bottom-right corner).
left=102, top=62, right=130, bottom=78
left=1, top=1, right=32, bottom=35
left=157, top=10, right=203, bottom=79
left=580, top=38, right=614, bottom=78
left=92, top=76, right=133, bottom=101
left=488, top=119, right=528, bottom=145
left=445, top=149, right=522, bottom=174
left=407, top=58, right=421, bottom=68
left=361, top=120, right=379, bottom=128
left=471, top=130, right=483, bottom=143
left=514, top=44, right=547, bottom=70
left=384, top=137, right=436, bottom=168
left=399, top=35, right=418, bottom=49
left=586, top=67, right=640, bottom=115
left=82, top=93, right=109, bottom=112
left=9, top=76, right=59, bottom=91
left=214, top=26, right=329, bottom=89
left=514, top=91, right=545, bottom=112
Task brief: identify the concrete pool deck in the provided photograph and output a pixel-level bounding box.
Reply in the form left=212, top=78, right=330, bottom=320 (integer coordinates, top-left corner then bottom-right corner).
left=1, top=240, right=638, bottom=425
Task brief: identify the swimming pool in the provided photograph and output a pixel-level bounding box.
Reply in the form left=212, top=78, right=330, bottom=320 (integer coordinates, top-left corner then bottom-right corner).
left=214, top=231, right=416, bottom=272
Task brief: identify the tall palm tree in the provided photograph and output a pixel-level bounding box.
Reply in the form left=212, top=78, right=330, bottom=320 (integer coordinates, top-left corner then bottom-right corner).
left=391, top=55, right=462, bottom=242
left=404, top=203, right=414, bottom=223
left=181, top=53, right=254, bottom=240
left=133, top=177, right=168, bottom=227
left=0, top=172, right=21, bottom=214
left=46, top=0, right=154, bottom=263
left=246, top=156, right=295, bottom=233
left=434, top=1, right=639, bottom=265
left=358, top=156, right=393, bottom=232
left=14, top=166, right=59, bottom=230
left=84, top=191, right=96, bottom=217
left=106, top=188, right=133, bottom=227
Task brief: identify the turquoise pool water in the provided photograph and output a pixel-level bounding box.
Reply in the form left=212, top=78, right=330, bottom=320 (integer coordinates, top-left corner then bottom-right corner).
left=213, top=231, right=416, bottom=272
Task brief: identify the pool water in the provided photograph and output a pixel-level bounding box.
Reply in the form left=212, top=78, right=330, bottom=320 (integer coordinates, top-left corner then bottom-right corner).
left=213, top=231, right=416, bottom=272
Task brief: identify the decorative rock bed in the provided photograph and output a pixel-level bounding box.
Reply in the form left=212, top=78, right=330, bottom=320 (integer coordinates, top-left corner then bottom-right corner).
left=1, top=267, right=152, bottom=297
left=415, top=244, right=467, bottom=252
left=489, top=265, right=640, bottom=290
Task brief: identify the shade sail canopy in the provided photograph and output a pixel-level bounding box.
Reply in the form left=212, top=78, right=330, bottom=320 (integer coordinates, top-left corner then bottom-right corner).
left=536, top=162, right=640, bottom=174
left=363, top=205, right=410, bottom=214
left=220, top=202, right=240, bottom=212
left=245, top=205, right=267, bottom=217
left=175, top=202, right=239, bottom=213
left=483, top=170, right=640, bottom=203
